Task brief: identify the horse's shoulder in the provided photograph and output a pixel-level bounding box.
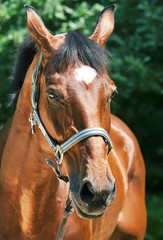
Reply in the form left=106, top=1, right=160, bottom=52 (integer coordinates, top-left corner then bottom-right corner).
left=0, top=117, right=13, bottom=163
left=110, top=114, right=145, bottom=183
left=109, top=115, right=146, bottom=239
left=110, top=114, right=139, bottom=140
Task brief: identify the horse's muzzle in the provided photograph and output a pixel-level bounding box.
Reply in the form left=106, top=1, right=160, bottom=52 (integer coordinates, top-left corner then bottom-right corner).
left=71, top=178, right=116, bottom=219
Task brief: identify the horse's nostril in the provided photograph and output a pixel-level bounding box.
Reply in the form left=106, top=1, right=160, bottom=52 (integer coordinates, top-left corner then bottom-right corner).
left=101, top=181, right=116, bottom=204
left=79, top=180, right=116, bottom=206
left=80, top=181, right=96, bottom=204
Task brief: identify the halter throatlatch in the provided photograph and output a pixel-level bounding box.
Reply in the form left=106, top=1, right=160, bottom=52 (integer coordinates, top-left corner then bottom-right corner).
left=29, top=52, right=113, bottom=183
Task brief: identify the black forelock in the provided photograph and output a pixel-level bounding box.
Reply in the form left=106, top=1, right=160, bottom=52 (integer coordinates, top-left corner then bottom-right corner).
left=45, top=30, right=109, bottom=77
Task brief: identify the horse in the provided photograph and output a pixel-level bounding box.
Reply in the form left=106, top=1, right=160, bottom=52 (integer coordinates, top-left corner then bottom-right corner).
left=0, top=4, right=147, bottom=240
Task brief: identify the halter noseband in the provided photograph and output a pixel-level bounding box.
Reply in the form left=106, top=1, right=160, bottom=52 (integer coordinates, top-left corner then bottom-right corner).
left=29, top=52, right=113, bottom=183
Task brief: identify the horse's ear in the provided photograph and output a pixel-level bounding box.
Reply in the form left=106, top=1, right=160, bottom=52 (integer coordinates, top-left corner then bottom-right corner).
left=24, top=5, right=63, bottom=59
left=90, top=4, right=115, bottom=46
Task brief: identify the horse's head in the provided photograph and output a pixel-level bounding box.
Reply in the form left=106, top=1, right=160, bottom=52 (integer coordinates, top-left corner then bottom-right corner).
left=25, top=5, right=117, bottom=219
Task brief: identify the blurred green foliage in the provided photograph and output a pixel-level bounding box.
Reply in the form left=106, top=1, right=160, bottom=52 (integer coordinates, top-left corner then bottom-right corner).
left=145, top=193, right=163, bottom=240
left=0, top=0, right=162, bottom=239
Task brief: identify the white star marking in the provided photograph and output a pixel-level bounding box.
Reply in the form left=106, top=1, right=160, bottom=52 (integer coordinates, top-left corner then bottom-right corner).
left=74, top=66, right=97, bottom=85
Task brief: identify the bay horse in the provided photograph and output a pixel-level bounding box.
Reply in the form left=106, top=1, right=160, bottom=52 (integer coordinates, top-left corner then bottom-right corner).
left=0, top=4, right=146, bottom=240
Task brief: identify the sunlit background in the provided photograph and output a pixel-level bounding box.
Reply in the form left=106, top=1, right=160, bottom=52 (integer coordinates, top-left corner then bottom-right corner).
left=0, top=0, right=162, bottom=239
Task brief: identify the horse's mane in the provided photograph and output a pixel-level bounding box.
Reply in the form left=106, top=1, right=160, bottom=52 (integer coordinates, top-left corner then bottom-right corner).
left=10, top=35, right=38, bottom=107
left=10, top=31, right=109, bottom=108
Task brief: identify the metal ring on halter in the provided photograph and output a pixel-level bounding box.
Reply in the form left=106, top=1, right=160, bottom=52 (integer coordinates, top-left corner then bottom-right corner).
left=55, top=145, right=64, bottom=165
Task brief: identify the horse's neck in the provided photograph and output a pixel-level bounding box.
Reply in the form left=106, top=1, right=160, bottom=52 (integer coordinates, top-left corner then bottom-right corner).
left=1, top=53, right=48, bottom=185
left=0, top=54, right=61, bottom=228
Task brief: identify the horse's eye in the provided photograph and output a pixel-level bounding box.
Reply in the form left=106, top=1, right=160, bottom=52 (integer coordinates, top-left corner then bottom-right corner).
left=111, top=90, right=118, bottom=99
left=109, top=89, right=118, bottom=102
left=46, top=89, right=60, bottom=101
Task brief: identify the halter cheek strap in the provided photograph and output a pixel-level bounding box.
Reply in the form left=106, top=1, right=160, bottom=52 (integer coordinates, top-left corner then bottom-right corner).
left=29, top=52, right=113, bottom=183
left=29, top=52, right=69, bottom=182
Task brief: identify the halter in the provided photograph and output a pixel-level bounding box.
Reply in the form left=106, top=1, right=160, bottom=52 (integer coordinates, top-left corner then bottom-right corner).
left=29, top=52, right=113, bottom=183
left=29, top=52, right=113, bottom=239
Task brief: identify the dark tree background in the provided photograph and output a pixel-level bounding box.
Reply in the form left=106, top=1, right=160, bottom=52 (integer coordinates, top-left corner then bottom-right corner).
left=0, top=0, right=162, bottom=239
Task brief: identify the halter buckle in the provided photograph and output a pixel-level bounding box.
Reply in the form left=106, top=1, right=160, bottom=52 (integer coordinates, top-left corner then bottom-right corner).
left=29, top=110, right=37, bottom=136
